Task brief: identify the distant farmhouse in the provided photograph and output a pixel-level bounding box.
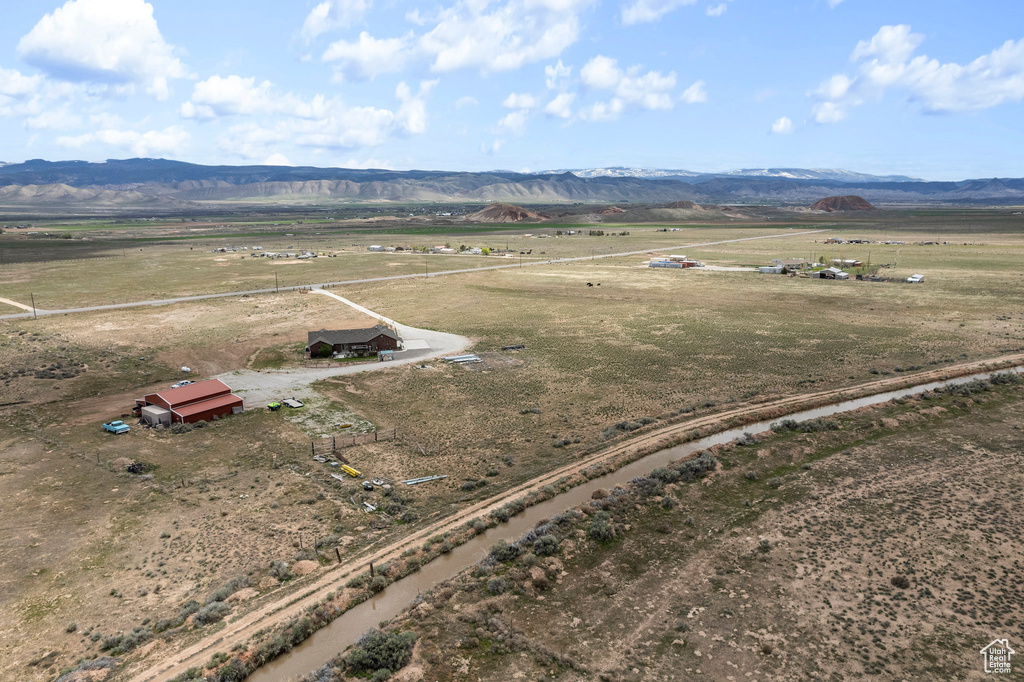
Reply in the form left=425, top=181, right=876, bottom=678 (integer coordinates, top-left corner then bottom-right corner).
left=305, top=325, right=403, bottom=358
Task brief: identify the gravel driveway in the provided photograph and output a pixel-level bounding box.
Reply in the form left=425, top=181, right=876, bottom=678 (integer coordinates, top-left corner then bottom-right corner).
left=216, top=289, right=470, bottom=407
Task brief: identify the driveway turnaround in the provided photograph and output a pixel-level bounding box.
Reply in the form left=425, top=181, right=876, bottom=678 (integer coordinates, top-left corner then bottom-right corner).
left=216, top=289, right=470, bottom=407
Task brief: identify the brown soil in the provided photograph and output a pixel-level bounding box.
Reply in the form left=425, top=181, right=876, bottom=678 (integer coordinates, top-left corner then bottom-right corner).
left=598, top=206, right=627, bottom=215
left=116, top=354, right=1024, bottom=682
left=399, top=382, right=1024, bottom=681
left=810, top=195, right=875, bottom=211
left=465, top=203, right=546, bottom=223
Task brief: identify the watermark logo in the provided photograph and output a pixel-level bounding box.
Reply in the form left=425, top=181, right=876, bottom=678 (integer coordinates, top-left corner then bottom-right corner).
left=980, top=639, right=1015, bottom=674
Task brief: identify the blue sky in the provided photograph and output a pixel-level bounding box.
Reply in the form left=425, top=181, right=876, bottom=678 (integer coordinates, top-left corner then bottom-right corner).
left=0, top=0, right=1022, bottom=179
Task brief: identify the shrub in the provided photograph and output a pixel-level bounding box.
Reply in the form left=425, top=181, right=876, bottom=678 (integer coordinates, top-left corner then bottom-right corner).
left=650, top=467, right=679, bottom=484
left=891, top=575, right=910, bottom=590
left=532, top=534, right=559, bottom=557
left=460, top=480, right=477, bottom=491
left=489, top=540, right=521, bottom=563
left=758, top=539, right=771, bottom=554
left=346, top=629, right=417, bottom=675
left=193, top=420, right=208, bottom=429
left=170, top=423, right=193, bottom=435
left=661, top=496, right=678, bottom=510
left=767, top=477, right=783, bottom=489
left=269, top=561, right=292, bottom=581
left=737, top=432, right=759, bottom=446
left=745, top=471, right=757, bottom=480
left=66, top=623, right=77, bottom=633
left=206, top=575, right=250, bottom=604
left=346, top=573, right=370, bottom=589
left=179, top=600, right=201, bottom=621
left=589, top=511, right=615, bottom=542
left=370, top=576, right=387, bottom=592
left=631, top=476, right=663, bottom=497
left=487, top=577, right=510, bottom=594
left=674, top=452, right=719, bottom=482
left=193, top=601, right=231, bottom=627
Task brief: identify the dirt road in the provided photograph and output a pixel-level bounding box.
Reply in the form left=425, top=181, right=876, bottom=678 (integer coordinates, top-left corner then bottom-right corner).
left=0, top=230, right=828, bottom=321
left=122, top=352, right=1024, bottom=682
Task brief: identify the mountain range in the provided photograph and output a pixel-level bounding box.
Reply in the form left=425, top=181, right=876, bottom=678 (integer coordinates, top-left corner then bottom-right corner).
left=0, top=158, right=1022, bottom=209
left=533, top=167, right=923, bottom=183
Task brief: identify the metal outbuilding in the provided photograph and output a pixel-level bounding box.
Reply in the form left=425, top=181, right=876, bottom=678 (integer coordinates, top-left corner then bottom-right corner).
left=137, top=379, right=244, bottom=424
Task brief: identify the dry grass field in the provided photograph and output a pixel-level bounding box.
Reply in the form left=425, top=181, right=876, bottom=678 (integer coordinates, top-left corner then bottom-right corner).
left=381, top=379, right=1024, bottom=681
left=0, top=213, right=1022, bottom=681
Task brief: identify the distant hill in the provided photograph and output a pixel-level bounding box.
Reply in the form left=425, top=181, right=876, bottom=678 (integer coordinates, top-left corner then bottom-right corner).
left=810, top=195, right=876, bottom=212
left=0, top=159, right=1023, bottom=208
left=466, top=203, right=546, bottom=222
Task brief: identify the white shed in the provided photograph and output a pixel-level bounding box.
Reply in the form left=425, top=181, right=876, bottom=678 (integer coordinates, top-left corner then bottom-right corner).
left=141, top=405, right=172, bottom=426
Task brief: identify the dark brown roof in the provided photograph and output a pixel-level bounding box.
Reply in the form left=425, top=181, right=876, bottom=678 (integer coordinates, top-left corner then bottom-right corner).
left=307, top=325, right=401, bottom=347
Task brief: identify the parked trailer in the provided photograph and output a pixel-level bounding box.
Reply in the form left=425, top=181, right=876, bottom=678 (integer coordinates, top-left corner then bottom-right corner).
left=401, top=474, right=448, bottom=486
left=443, top=354, right=482, bottom=364
left=339, top=465, right=362, bottom=478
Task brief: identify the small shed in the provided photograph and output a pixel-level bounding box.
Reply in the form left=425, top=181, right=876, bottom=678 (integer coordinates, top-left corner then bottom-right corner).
left=141, top=405, right=172, bottom=426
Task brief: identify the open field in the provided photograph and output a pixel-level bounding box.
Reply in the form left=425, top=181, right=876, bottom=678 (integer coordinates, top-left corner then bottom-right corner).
left=0, top=210, right=1022, bottom=681
left=377, top=378, right=1024, bottom=681
left=0, top=226, right=807, bottom=310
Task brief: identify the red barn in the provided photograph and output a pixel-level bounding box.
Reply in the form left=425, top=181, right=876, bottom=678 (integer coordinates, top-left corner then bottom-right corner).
left=138, top=379, right=244, bottom=424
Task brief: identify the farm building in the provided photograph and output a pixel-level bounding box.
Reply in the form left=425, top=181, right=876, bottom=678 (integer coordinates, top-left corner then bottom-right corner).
left=306, top=325, right=403, bottom=358
left=814, top=267, right=850, bottom=280
left=650, top=254, right=702, bottom=268
left=137, top=379, right=244, bottom=425
left=368, top=245, right=386, bottom=252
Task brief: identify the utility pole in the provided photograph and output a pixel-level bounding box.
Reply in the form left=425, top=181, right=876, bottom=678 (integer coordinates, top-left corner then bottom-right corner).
left=30, top=293, right=37, bottom=319
left=275, top=272, right=279, bottom=293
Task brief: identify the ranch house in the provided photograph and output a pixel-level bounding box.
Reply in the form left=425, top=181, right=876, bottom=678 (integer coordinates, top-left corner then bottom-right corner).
left=305, top=325, right=403, bottom=358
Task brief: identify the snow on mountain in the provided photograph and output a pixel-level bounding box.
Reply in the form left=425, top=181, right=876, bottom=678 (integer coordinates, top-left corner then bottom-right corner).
left=535, top=167, right=922, bottom=183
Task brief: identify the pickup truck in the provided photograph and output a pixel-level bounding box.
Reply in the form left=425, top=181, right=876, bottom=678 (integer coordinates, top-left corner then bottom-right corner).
left=102, top=420, right=130, bottom=434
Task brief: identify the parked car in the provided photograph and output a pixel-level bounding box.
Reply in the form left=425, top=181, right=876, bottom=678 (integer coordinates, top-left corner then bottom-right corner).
left=171, top=380, right=194, bottom=388
left=102, top=420, right=130, bottom=434
left=362, top=480, right=375, bottom=491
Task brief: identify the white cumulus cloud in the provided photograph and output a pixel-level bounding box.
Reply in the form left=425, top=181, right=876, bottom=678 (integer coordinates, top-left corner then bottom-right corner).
left=503, top=93, right=538, bottom=109
left=544, top=92, right=576, bottom=118
left=770, top=116, right=794, bottom=134
left=706, top=3, right=727, bottom=17
left=301, top=0, right=371, bottom=42
left=813, top=25, right=1024, bottom=123
left=57, top=125, right=190, bottom=156
left=621, top=0, right=697, bottom=25
left=579, top=55, right=681, bottom=120
left=178, top=73, right=435, bottom=160
left=545, top=60, right=572, bottom=89
left=322, top=31, right=413, bottom=80
left=322, top=0, right=596, bottom=79
left=17, top=0, right=189, bottom=100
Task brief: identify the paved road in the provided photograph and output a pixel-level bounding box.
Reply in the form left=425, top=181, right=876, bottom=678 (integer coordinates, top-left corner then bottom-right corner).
left=0, top=230, right=828, bottom=321
left=219, top=289, right=470, bottom=406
